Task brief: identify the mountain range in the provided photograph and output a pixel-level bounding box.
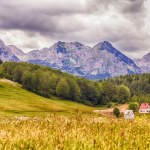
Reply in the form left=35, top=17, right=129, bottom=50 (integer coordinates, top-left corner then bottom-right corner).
left=0, top=39, right=149, bottom=79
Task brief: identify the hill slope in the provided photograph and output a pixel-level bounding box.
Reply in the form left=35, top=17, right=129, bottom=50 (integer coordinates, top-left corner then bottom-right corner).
left=0, top=79, right=94, bottom=115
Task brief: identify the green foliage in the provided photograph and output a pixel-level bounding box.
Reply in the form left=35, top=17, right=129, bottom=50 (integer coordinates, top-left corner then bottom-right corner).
left=1, top=62, right=149, bottom=106
left=129, top=102, right=139, bottom=112
left=56, top=78, right=70, bottom=99
left=113, top=108, right=120, bottom=118
left=108, top=73, right=150, bottom=103
left=117, top=85, right=130, bottom=102
left=66, top=78, right=81, bottom=101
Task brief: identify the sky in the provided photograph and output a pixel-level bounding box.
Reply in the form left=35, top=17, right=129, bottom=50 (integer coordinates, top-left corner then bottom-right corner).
left=0, top=0, right=150, bottom=58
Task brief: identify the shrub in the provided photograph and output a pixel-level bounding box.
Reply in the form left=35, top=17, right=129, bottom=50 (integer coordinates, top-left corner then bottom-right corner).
left=113, top=108, right=120, bottom=118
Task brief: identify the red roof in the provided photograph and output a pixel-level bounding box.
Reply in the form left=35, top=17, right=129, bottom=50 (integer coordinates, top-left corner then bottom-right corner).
left=139, top=103, right=149, bottom=109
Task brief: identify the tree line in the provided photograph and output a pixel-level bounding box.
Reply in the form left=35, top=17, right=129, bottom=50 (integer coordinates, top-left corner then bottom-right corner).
left=0, top=62, right=132, bottom=106
left=107, top=74, right=150, bottom=103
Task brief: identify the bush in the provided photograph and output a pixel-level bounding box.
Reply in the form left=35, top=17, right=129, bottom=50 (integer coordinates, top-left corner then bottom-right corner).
left=113, top=108, right=120, bottom=118
left=129, top=102, right=139, bottom=112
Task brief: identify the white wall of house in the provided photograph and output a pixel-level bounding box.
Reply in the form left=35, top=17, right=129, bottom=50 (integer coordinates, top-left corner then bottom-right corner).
left=124, top=110, right=134, bottom=119
left=139, top=108, right=150, bottom=113
left=124, top=114, right=134, bottom=119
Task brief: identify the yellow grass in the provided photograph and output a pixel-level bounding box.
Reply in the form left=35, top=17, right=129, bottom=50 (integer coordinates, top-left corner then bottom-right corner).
left=0, top=114, right=149, bottom=149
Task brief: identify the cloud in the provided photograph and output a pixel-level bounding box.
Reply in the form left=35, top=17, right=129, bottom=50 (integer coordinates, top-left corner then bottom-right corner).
left=0, top=0, right=149, bottom=58
left=0, top=1, right=87, bottom=35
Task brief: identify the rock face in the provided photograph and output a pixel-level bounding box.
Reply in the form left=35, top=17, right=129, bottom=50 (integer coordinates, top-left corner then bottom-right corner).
left=0, top=39, right=142, bottom=79
left=134, top=52, right=150, bottom=73
left=26, top=41, right=141, bottom=79
left=0, top=39, right=20, bottom=62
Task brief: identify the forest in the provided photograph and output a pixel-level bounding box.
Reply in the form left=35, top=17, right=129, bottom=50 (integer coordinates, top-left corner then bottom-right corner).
left=0, top=61, right=149, bottom=106
left=107, top=74, right=150, bottom=103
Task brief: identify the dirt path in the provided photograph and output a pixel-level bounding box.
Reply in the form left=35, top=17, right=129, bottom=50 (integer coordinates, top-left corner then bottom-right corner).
left=93, top=104, right=128, bottom=116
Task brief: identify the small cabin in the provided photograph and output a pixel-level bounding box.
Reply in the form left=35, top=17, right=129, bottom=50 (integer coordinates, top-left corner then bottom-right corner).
left=124, top=110, right=134, bottom=119
left=139, top=103, right=150, bottom=113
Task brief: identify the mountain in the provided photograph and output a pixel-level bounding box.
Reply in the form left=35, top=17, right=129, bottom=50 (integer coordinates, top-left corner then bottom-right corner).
left=0, top=39, right=21, bottom=62
left=134, top=52, right=150, bottom=73
left=26, top=41, right=141, bottom=79
left=0, top=39, right=141, bottom=79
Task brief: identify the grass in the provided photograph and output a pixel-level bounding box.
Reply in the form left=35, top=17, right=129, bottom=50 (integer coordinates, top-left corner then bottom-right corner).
left=0, top=79, right=94, bottom=116
left=0, top=114, right=149, bottom=149
left=0, top=79, right=149, bottom=149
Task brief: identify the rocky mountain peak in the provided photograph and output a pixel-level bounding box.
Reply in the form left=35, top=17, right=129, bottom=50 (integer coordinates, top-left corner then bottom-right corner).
left=0, top=39, right=5, bottom=48
left=0, top=39, right=148, bottom=79
left=142, top=52, right=150, bottom=62
left=7, top=45, right=25, bottom=55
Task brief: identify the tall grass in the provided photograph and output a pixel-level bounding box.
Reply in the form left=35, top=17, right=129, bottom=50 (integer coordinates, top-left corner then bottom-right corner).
left=0, top=114, right=149, bottom=150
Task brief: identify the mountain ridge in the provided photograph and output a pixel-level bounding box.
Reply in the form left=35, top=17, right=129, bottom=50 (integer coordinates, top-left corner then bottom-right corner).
left=0, top=39, right=149, bottom=79
left=134, top=52, right=150, bottom=73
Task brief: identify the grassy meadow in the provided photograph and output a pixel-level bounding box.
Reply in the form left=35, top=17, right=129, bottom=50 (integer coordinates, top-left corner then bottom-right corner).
left=0, top=79, right=150, bottom=149
left=0, top=79, right=94, bottom=116
left=0, top=114, right=149, bottom=150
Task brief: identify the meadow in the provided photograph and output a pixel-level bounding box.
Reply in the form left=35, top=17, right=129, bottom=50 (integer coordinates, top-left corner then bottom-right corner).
left=0, top=79, right=94, bottom=116
left=0, top=79, right=150, bottom=150
left=0, top=114, right=149, bottom=150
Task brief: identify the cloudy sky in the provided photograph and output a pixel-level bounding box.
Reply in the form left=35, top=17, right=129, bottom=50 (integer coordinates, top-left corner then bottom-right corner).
left=0, top=0, right=150, bottom=58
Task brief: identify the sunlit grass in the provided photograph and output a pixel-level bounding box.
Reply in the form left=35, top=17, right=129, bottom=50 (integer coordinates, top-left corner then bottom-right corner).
left=0, top=114, right=149, bottom=149
left=0, top=79, right=94, bottom=116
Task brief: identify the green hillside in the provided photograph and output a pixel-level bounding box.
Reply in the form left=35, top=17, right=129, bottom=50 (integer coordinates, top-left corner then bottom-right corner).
left=0, top=79, right=94, bottom=116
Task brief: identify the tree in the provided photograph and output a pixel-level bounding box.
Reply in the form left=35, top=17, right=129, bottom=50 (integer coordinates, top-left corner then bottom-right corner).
left=13, top=65, right=24, bottom=82
left=21, top=70, right=32, bottom=91
left=67, top=78, right=81, bottom=101
left=101, top=81, right=117, bottom=103
left=117, top=85, right=130, bottom=102
left=129, top=102, right=139, bottom=112
left=86, top=82, right=98, bottom=102
left=113, top=108, right=120, bottom=118
left=56, top=78, right=70, bottom=99
left=49, top=74, right=60, bottom=95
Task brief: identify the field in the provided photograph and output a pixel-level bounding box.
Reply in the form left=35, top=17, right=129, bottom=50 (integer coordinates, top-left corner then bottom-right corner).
left=0, top=79, right=150, bottom=149
left=0, top=79, right=94, bottom=116
left=0, top=115, right=149, bottom=149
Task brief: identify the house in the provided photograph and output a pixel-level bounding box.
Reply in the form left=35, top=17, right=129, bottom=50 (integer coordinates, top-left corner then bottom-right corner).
left=139, top=103, right=150, bottom=113
left=124, top=110, right=134, bottom=119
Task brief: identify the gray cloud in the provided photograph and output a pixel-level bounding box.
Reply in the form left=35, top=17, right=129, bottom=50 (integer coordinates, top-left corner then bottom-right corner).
left=0, top=1, right=87, bottom=34
left=0, top=0, right=149, bottom=58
